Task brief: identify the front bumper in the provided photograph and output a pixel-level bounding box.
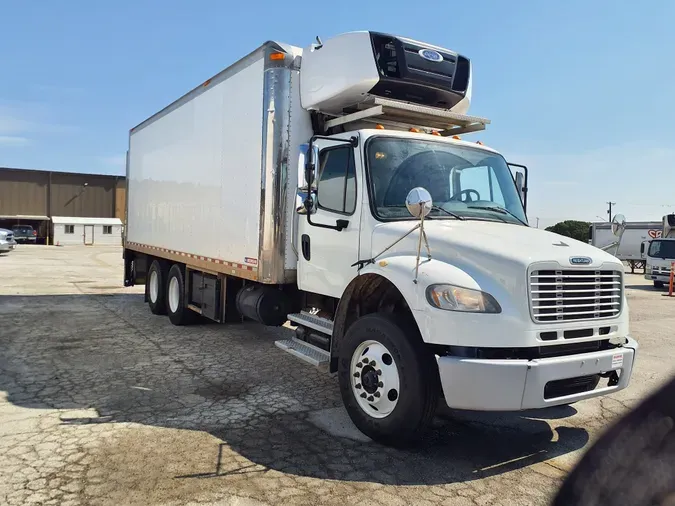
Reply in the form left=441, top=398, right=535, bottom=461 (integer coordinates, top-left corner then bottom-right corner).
left=646, top=273, right=671, bottom=283
left=437, top=336, right=638, bottom=411
left=0, top=241, right=16, bottom=252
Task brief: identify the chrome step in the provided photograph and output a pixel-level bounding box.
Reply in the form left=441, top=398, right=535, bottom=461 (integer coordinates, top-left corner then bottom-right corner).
left=287, top=312, right=334, bottom=335
left=275, top=337, right=330, bottom=369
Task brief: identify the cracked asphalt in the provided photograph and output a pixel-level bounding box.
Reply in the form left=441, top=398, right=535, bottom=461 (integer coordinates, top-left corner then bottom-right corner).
left=1, top=246, right=674, bottom=505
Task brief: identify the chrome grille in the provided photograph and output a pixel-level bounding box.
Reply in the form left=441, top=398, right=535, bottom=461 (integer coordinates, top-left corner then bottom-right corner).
left=530, top=269, right=622, bottom=323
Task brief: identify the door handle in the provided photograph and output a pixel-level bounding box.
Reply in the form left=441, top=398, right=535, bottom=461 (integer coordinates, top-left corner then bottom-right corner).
left=301, top=234, right=310, bottom=261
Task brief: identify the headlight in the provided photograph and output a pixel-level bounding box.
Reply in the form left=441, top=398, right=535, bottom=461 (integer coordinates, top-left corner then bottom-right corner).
left=426, top=284, right=501, bottom=313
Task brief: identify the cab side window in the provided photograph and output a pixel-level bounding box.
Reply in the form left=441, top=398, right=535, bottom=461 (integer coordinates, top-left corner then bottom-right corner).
left=316, top=146, right=357, bottom=215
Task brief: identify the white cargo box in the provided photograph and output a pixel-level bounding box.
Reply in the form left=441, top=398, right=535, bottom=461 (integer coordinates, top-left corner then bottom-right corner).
left=126, top=41, right=312, bottom=284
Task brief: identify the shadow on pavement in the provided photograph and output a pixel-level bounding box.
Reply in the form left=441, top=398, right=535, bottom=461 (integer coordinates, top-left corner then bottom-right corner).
left=625, top=284, right=661, bottom=292
left=0, top=293, right=589, bottom=486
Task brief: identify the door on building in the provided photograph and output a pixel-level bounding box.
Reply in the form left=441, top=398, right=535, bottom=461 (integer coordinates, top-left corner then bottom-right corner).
left=84, top=225, right=94, bottom=245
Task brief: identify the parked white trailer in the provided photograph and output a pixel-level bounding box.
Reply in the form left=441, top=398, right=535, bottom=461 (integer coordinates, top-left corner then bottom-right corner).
left=590, top=220, right=662, bottom=272
left=123, top=31, right=638, bottom=445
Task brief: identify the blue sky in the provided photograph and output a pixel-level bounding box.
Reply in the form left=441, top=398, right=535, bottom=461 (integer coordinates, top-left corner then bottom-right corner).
left=1, top=1, right=672, bottom=227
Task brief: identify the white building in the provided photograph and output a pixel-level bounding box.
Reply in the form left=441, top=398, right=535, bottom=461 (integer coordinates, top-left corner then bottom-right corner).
left=51, top=216, right=123, bottom=246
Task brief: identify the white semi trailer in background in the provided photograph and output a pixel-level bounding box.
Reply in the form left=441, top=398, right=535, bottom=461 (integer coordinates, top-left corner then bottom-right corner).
left=590, top=220, right=662, bottom=272
left=123, top=31, right=638, bottom=445
left=644, top=214, right=675, bottom=288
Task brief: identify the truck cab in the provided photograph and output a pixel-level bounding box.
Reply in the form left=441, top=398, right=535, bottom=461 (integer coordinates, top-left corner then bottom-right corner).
left=289, top=122, right=637, bottom=444
left=644, top=214, right=675, bottom=288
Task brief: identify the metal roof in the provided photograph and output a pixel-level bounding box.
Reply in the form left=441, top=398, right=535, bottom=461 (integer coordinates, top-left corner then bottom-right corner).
left=0, top=214, right=49, bottom=220
left=51, top=216, right=122, bottom=225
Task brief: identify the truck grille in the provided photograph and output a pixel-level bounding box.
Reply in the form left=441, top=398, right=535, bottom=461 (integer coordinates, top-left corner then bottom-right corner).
left=530, top=269, right=622, bottom=323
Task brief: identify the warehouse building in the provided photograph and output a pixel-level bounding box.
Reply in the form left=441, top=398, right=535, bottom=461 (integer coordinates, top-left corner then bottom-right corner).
left=0, top=167, right=125, bottom=245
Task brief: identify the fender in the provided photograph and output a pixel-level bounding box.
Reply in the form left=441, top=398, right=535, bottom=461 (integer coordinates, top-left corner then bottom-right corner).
left=330, top=254, right=520, bottom=371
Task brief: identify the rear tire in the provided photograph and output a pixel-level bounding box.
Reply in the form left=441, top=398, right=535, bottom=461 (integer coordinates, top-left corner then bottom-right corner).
left=654, top=281, right=664, bottom=289
left=146, top=260, right=167, bottom=315
left=338, top=313, right=438, bottom=447
left=166, top=264, right=196, bottom=326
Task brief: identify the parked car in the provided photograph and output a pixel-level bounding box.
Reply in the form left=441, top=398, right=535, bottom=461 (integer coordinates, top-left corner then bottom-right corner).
left=0, top=228, right=17, bottom=253
left=12, top=225, right=37, bottom=244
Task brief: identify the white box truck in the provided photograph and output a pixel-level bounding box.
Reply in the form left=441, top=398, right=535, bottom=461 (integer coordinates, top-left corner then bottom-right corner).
left=123, top=31, right=638, bottom=445
left=644, top=214, right=675, bottom=288
left=590, top=219, right=663, bottom=272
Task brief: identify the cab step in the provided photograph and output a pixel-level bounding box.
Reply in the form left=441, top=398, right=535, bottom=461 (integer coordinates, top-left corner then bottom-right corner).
left=287, top=312, right=334, bottom=335
left=275, top=337, right=330, bottom=369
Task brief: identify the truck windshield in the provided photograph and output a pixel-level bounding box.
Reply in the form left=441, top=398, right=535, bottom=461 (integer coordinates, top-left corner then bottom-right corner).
left=366, top=137, right=527, bottom=224
left=648, top=240, right=675, bottom=259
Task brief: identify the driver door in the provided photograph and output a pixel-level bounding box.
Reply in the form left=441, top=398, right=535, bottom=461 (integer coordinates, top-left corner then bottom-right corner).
left=296, top=139, right=362, bottom=298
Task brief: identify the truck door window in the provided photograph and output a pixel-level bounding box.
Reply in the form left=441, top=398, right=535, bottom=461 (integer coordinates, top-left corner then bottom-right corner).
left=316, top=146, right=356, bottom=215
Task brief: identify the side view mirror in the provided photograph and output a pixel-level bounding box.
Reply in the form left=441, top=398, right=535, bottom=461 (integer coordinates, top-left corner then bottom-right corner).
left=508, top=163, right=528, bottom=213
left=405, top=187, right=433, bottom=219
left=304, top=144, right=319, bottom=188
left=515, top=172, right=525, bottom=203
left=611, top=213, right=626, bottom=237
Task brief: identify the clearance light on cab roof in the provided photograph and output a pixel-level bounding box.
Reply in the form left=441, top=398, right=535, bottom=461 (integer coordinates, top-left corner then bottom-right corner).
left=430, top=131, right=441, bottom=136
left=452, top=135, right=461, bottom=140
left=409, top=127, right=421, bottom=133
left=375, top=124, right=385, bottom=130
left=269, top=52, right=285, bottom=61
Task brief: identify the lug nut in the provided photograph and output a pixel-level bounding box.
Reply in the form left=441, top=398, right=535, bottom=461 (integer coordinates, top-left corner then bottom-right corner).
left=367, top=396, right=374, bottom=402
left=374, top=392, right=380, bottom=398
left=356, top=363, right=363, bottom=368
left=376, top=369, right=382, bottom=375
left=370, top=361, right=376, bottom=367
left=362, top=359, right=369, bottom=365
left=378, top=381, right=384, bottom=388
left=360, top=393, right=367, bottom=398
left=353, top=372, right=360, bottom=378
left=355, top=383, right=362, bottom=389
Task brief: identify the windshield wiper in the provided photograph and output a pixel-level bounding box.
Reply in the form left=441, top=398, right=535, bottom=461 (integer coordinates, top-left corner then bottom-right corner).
left=467, top=205, right=527, bottom=225
left=431, top=206, right=465, bottom=220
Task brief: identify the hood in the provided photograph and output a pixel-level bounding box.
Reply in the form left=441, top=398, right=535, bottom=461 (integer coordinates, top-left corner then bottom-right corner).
left=372, top=220, right=622, bottom=275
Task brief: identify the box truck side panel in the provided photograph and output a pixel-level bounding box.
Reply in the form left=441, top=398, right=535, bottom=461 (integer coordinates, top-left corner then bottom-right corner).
left=127, top=56, right=265, bottom=268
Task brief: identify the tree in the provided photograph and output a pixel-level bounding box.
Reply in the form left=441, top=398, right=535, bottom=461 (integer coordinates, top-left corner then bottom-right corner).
left=545, top=220, right=591, bottom=243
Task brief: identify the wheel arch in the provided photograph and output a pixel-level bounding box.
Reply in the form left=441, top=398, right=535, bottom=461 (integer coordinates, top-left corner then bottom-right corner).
left=331, top=267, right=421, bottom=373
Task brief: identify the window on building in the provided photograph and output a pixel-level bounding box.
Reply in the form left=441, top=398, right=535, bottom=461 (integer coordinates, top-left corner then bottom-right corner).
left=316, top=146, right=357, bottom=215
left=102, top=225, right=112, bottom=234
left=64, top=225, right=75, bottom=234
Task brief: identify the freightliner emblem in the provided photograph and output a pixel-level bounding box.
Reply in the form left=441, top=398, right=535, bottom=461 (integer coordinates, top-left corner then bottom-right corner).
left=570, top=256, right=592, bottom=265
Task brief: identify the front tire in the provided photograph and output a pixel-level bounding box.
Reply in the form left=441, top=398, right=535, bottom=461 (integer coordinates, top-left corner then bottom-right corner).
left=146, top=260, right=167, bottom=315
left=338, top=313, right=438, bottom=447
left=166, top=264, right=196, bottom=326
left=654, top=281, right=665, bottom=289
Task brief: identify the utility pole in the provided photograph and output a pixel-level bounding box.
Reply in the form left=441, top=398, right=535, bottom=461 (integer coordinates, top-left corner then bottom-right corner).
left=607, top=201, right=616, bottom=221
left=536, top=217, right=540, bottom=228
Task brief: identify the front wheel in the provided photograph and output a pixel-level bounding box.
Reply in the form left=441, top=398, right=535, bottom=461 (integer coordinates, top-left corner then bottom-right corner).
left=338, top=313, right=438, bottom=446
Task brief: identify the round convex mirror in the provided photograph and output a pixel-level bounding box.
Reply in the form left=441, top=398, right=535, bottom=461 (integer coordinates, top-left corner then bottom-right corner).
left=405, top=187, right=433, bottom=219
left=611, top=213, right=627, bottom=237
